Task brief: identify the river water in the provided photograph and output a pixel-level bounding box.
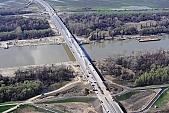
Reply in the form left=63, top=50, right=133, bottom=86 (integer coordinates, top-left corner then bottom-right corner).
left=0, top=45, right=70, bottom=68
left=0, top=35, right=169, bottom=68
left=84, top=36, right=169, bottom=59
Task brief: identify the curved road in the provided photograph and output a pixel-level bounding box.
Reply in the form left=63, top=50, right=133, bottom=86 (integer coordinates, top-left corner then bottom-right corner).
left=133, top=87, right=168, bottom=113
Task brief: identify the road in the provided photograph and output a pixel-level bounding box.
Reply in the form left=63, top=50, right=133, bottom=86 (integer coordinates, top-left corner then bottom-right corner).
left=0, top=103, right=17, bottom=107
left=34, top=0, right=124, bottom=113
left=31, top=96, right=97, bottom=113
left=26, top=80, right=81, bottom=102
left=2, top=80, right=81, bottom=113
left=132, top=87, right=169, bottom=113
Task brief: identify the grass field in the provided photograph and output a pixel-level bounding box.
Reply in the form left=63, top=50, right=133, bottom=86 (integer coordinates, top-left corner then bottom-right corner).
left=48, top=0, right=169, bottom=10
left=71, top=9, right=169, bottom=15
left=11, top=104, right=51, bottom=113
left=48, top=81, right=70, bottom=90
left=0, top=101, right=19, bottom=112
left=0, top=0, right=28, bottom=8
left=0, top=102, right=19, bottom=105
left=39, top=97, right=96, bottom=104
left=153, top=89, right=169, bottom=108
left=0, top=105, right=16, bottom=112
left=116, top=91, right=140, bottom=101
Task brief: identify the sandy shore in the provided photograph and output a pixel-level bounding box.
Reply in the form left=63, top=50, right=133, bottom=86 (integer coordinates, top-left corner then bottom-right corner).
left=0, top=32, right=150, bottom=49
left=0, top=35, right=65, bottom=49
left=0, top=61, right=79, bottom=77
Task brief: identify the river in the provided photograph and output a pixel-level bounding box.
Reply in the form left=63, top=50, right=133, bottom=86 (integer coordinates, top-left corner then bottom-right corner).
left=0, top=35, right=169, bottom=68
left=84, top=36, right=169, bottom=59
left=0, top=44, right=70, bottom=68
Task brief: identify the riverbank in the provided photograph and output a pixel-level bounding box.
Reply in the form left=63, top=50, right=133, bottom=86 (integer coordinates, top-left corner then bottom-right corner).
left=1, top=33, right=167, bottom=49
left=0, top=61, right=80, bottom=77
left=0, top=35, right=65, bottom=49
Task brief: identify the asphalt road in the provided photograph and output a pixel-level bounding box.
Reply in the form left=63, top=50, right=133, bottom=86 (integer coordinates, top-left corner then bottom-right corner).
left=134, top=87, right=169, bottom=113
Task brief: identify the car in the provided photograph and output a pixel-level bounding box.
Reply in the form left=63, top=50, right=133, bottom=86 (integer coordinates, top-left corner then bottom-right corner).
left=95, top=91, right=98, bottom=94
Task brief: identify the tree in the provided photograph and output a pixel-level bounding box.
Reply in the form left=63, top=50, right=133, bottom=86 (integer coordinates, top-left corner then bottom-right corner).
left=15, top=26, right=22, bottom=39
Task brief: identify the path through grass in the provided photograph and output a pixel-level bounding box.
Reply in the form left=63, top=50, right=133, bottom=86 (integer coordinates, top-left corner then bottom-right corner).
left=0, top=105, right=16, bottom=113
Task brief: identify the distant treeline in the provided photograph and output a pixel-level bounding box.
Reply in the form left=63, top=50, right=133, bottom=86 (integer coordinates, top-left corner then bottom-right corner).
left=64, top=12, right=169, bottom=40
left=0, top=16, right=53, bottom=41
left=0, top=65, right=74, bottom=102
left=0, top=9, right=33, bottom=16
left=98, top=49, right=169, bottom=87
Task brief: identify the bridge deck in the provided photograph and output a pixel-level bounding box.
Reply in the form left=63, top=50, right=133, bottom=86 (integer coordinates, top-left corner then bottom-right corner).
left=35, top=0, right=124, bottom=113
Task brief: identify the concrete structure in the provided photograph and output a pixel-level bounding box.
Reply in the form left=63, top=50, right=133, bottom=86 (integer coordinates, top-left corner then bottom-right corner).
left=34, top=0, right=124, bottom=113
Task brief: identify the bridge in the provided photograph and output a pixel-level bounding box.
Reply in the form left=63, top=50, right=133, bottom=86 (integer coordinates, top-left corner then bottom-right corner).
left=34, top=0, right=124, bottom=113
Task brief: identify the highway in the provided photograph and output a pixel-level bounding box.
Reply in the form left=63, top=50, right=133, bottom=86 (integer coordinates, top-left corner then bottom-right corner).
left=34, top=0, right=124, bottom=113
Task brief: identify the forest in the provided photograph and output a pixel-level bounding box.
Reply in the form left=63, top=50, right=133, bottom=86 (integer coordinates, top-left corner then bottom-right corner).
left=135, top=66, right=169, bottom=86
left=0, top=65, right=74, bottom=103
left=0, top=16, right=53, bottom=41
left=64, top=12, right=169, bottom=40
left=0, top=9, right=32, bottom=16
left=97, top=49, right=169, bottom=87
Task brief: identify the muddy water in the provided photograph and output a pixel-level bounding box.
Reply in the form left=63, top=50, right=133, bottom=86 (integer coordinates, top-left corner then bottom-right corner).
left=0, top=35, right=169, bottom=68
left=0, top=44, right=70, bottom=68
left=83, top=35, right=169, bottom=60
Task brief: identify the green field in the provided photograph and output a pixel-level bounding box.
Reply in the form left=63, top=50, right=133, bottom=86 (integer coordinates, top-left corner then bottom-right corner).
left=153, top=89, right=169, bottom=108
left=0, top=102, right=18, bottom=105
left=11, top=104, right=51, bottom=113
left=136, top=84, right=169, bottom=90
left=0, top=101, right=19, bottom=112
left=47, top=0, right=169, bottom=10
left=116, top=91, right=140, bottom=101
left=39, top=97, right=96, bottom=104
left=0, top=105, right=16, bottom=112
left=48, top=81, right=70, bottom=90
left=0, top=0, right=28, bottom=8
left=71, top=9, right=169, bottom=15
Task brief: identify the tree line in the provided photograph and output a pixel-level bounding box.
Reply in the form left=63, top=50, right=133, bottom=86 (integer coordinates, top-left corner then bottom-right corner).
left=0, top=28, right=53, bottom=41
left=135, top=66, right=169, bottom=86
left=63, top=12, right=169, bottom=40
left=0, top=9, right=32, bottom=16
left=0, top=80, right=42, bottom=102
left=97, top=49, right=169, bottom=86
left=0, top=65, right=74, bottom=102
left=0, top=16, right=53, bottom=41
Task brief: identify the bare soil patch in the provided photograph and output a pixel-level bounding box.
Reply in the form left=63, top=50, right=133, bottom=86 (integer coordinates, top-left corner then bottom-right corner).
left=47, top=102, right=97, bottom=113
left=40, top=98, right=102, bottom=113
left=105, top=80, right=124, bottom=94
left=39, top=81, right=94, bottom=101
left=17, top=106, right=41, bottom=113
left=120, top=90, right=156, bottom=112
